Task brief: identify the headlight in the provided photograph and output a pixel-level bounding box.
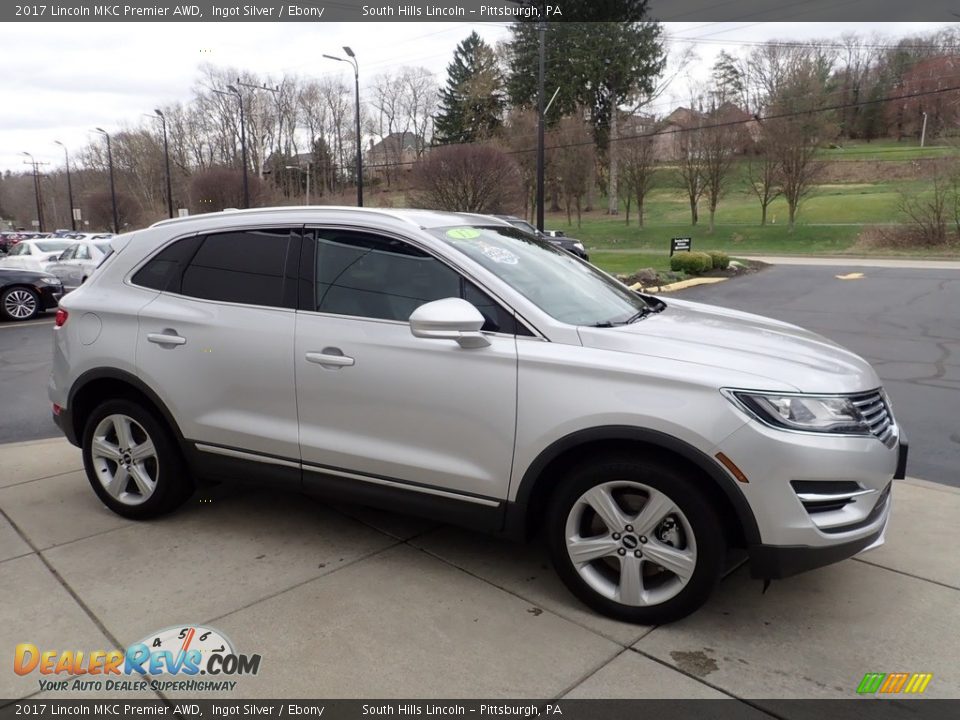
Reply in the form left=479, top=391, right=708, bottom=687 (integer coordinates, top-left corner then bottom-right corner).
left=573, top=242, right=585, bottom=251
left=38, top=277, right=61, bottom=285
left=724, top=390, right=870, bottom=435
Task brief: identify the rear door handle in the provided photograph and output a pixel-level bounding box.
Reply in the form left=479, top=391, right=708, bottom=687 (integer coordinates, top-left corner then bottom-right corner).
left=147, top=332, right=187, bottom=346
left=305, top=349, right=355, bottom=368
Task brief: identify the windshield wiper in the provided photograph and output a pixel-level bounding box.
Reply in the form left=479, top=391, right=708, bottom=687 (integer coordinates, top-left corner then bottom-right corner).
left=625, top=307, right=653, bottom=324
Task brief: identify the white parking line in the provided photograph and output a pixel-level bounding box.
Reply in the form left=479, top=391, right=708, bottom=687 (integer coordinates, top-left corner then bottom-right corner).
left=0, top=319, right=55, bottom=329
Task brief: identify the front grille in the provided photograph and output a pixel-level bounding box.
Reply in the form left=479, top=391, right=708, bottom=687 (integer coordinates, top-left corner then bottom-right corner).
left=851, top=390, right=896, bottom=447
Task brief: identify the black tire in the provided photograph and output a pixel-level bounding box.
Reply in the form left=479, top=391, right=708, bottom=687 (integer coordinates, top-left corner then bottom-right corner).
left=547, top=454, right=726, bottom=625
left=81, top=399, right=194, bottom=519
left=0, top=286, right=41, bottom=321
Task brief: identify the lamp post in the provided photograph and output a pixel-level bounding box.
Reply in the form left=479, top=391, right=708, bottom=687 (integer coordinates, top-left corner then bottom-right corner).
left=93, top=128, right=119, bottom=233
left=153, top=109, right=174, bottom=218
left=53, top=141, right=76, bottom=231
left=214, top=85, right=249, bottom=208
left=285, top=162, right=312, bottom=205
left=20, top=152, right=45, bottom=233
left=324, top=47, right=363, bottom=207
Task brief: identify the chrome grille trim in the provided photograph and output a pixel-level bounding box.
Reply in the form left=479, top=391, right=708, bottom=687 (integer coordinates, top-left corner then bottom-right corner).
left=851, top=390, right=896, bottom=448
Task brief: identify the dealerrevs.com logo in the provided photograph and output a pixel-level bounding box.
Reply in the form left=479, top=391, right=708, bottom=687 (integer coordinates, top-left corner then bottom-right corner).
left=14, top=625, right=261, bottom=693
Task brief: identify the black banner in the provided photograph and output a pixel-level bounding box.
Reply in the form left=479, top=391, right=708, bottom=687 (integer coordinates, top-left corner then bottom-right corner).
left=2, top=0, right=958, bottom=22
left=0, top=700, right=956, bottom=720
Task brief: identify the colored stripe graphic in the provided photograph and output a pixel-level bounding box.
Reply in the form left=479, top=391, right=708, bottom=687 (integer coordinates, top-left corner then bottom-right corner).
left=858, top=672, right=933, bottom=695
left=857, top=673, right=886, bottom=694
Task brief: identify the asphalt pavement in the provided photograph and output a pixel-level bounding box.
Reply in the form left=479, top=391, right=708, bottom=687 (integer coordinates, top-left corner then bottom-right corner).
left=0, top=317, right=57, bottom=444
left=673, top=263, right=960, bottom=487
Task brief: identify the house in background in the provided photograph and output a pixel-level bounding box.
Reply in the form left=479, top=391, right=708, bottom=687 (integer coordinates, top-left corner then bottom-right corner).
left=366, top=132, right=420, bottom=180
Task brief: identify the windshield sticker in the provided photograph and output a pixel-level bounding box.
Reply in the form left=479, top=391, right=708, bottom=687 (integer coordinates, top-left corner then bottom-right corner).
left=478, top=241, right=519, bottom=265
left=446, top=227, right=481, bottom=240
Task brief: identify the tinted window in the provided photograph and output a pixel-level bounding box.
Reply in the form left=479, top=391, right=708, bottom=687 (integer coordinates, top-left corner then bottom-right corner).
left=315, top=230, right=460, bottom=322
left=181, top=229, right=291, bottom=307
left=131, top=235, right=203, bottom=292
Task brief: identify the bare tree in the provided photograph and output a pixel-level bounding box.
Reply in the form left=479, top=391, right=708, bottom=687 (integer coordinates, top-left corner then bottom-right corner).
left=745, top=145, right=783, bottom=226
left=553, top=116, right=594, bottom=227
left=618, top=135, right=657, bottom=227
left=675, top=127, right=705, bottom=226
left=410, top=144, right=521, bottom=214
left=699, top=120, right=740, bottom=233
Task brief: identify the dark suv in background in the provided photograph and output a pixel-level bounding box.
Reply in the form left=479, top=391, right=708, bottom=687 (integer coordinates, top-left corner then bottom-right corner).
left=494, top=215, right=589, bottom=260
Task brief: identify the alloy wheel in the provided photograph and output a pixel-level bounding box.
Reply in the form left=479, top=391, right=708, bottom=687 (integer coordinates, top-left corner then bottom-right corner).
left=564, top=481, right=697, bottom=607
left=90, top=414, right=160, bottom=506
left=3, top=289, right=38, bottom=319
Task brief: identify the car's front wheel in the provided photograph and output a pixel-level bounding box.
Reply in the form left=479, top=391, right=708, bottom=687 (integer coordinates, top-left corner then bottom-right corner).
left=81, top=399, right=194, bottom=519
left=547, top=455, right=726, bottom=624
left=1, top=286, right=41, bottom=321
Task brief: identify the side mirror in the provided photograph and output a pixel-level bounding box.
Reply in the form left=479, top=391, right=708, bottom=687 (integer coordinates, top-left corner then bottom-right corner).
left=409, top=298, right=491, bottom=349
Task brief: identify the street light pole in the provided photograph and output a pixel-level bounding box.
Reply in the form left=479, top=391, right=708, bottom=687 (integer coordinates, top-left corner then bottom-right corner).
left=20, top=152, right=45, bottom=233
left=94, top=128, right=119, bottom=234
left=53, top=141, right=76, bottom=231
left=214, top=86, right=250, bottom=208
left=324, top=47, right=363, bottom=207
left=536, top=18, right=546, bottom=233
left=154, top=109, right=174, bottom=218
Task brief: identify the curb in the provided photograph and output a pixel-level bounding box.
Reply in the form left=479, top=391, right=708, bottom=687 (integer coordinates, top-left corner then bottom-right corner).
left=629, top=276, right=728, bottom=294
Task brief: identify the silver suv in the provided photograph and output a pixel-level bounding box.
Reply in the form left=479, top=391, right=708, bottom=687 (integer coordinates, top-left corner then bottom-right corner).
left=49, top=208, right=907, bottom=624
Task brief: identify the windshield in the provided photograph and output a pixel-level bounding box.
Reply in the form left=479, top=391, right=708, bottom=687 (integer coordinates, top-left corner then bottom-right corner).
left=35, top=241, right=73, bottom=253
left=432, top=225, right=652, bottom=326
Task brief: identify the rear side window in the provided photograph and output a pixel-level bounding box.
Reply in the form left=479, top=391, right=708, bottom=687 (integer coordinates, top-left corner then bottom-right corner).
left=180, top=229, right=292, bottom=307
left=131, top=235, right=203, bottom=292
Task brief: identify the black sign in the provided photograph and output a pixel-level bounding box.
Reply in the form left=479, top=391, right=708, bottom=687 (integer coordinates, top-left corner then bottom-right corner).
left=670, top=237, right=692, bottom=256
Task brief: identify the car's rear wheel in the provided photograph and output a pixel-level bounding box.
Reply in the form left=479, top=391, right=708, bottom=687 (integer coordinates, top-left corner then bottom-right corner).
left=81, top=399, right=193, bottom=519
left=1, top=286, right=40, bottom=321
left=547, top=455, right=726, bottom=624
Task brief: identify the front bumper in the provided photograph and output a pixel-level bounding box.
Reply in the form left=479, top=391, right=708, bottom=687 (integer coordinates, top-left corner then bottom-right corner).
left=747, top=435, right=906, bottom=579
left=748, top=516, right=888, bottom=579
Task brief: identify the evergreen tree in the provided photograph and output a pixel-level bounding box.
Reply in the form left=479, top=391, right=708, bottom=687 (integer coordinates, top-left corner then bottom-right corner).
left=506, top=2, right=665, bottom=213
left=434, top=31, right=506, bottom=144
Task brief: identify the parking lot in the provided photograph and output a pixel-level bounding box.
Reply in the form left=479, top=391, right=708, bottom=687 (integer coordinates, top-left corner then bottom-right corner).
left=2, top=259, right=959, bottom=705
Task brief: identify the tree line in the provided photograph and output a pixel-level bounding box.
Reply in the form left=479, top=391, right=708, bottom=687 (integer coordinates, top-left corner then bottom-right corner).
left=2, top=11, right=960, bottom=235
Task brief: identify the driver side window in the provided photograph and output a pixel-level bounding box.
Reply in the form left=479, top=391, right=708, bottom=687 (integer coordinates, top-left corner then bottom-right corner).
left=312, top=229, right=527, bottom=335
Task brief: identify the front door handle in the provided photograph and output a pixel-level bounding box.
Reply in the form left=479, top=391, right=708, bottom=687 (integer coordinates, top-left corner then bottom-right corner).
left=306, top=349, right=355, bottom=368
left=147, top=332, right=187, bottom=346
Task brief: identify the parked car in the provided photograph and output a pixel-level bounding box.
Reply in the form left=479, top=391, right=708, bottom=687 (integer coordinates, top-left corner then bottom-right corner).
left=0, top=239, right=78, bottom=273
left=0, top=268, right=63, bottom=321
left=44, top=240, right=112, bottom=292
left=49, top=208, right=905, bottom=624
left=494, top=214, right=589, bottom=260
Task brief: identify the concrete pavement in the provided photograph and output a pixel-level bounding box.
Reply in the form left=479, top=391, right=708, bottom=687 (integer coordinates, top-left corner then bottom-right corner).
left=1, top=437, right=958, bottom=704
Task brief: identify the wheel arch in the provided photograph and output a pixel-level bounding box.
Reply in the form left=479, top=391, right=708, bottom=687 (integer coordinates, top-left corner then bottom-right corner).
left=66, top=368, right=186, bottom=451
left=504, top=426, right=760, bottom=547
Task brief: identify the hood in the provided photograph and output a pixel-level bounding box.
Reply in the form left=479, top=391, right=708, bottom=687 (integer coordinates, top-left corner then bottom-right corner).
left=577, top=297, right=881, bottom=393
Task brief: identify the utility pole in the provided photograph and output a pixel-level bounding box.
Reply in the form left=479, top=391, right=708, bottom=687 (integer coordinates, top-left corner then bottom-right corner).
left=94, top=128, right=120, bottom=233
left=153, top=110, right=175, bottom=218
left=20, top=152, right=48, bottom=233
left=536, top=15, right=546, bottom=233
left=53, top=142, right=76, bottom=230
left=920, top=111, right=928, bottom=148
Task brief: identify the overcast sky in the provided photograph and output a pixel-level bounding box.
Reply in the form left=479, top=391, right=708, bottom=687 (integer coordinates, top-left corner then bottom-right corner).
left=1, top=21, right=954, bottom=172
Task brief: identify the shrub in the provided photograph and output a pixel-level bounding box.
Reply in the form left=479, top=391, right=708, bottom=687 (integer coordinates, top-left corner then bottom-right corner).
left=708, top=251, right=730, bottom=270
left=670, top=251, right=712, bottom=274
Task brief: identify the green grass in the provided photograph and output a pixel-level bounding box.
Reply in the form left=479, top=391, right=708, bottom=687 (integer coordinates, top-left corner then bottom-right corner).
left=589, top=251, right=672, bottom=275
left=817, top=138, right=960, bottom=161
